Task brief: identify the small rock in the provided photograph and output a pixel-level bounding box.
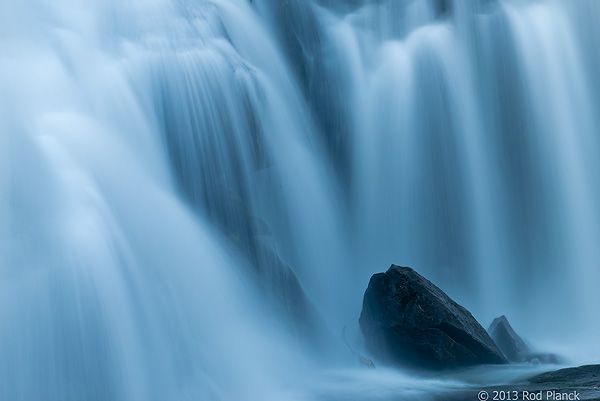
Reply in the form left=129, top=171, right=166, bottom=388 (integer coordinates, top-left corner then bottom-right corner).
left=488, top=315, right=530, bottom=362
left=488, top=315, right=560, bottom=364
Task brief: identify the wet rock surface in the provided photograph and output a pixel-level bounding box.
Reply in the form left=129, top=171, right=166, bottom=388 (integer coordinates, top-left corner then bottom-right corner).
left=530, top=365, right=600, bottom=389
left=440, top=365, right=600, bottom=401
left=488, top=315, right=530, bottom=362
left=359, top=265, right=507, bottom=370
left=488, top=315, right=560, bottom=364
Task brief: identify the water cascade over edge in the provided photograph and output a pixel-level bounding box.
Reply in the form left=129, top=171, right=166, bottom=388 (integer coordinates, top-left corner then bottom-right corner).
left=1, top=0, right=599, bottom=399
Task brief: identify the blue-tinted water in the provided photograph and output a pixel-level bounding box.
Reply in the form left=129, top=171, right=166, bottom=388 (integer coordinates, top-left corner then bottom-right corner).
left=1, top=0, right=599, bottom=399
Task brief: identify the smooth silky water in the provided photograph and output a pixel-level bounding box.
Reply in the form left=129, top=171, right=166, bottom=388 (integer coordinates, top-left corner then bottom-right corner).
left=1, top=0, right=599, bottom=399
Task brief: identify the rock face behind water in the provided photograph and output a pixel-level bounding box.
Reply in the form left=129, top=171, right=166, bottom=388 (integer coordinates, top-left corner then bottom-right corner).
left=359, top=265, right=508, bottom=370
left=488, top=315, right=560, bottom=364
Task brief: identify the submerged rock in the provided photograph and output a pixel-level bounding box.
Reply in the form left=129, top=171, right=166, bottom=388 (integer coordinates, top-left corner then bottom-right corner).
left=530, top=365, right=600, bottom=386
left=359, top=265, right=507, bottom=370
left=488, top=315, right=560, bottom=364
left=441, top=365, right=600, bottom=401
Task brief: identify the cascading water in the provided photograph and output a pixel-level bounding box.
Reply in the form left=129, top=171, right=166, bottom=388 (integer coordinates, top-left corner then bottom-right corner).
left=1, top=0, right=599, bottom=399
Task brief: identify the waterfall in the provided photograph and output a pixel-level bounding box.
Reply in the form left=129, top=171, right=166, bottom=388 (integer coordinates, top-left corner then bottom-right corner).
left=1, top=0, right=599, bottom=399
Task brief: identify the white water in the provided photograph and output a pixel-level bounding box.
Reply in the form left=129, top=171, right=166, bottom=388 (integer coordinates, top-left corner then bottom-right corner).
left=1, top=0, right=599, bottom=399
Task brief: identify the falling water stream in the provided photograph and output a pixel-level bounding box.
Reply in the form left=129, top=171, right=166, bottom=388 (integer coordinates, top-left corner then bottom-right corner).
left=1, top=0, right=599, bottom=399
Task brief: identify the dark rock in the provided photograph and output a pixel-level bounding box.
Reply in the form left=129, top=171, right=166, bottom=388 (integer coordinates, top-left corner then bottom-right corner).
left=530, top=365, right=600, bottom=387
left=359, top=265, right=507, bottom=370
left=488, top=315, right=560, bottom=364
left=488, top=315, right=530, bottom=362
left=442, top=365, right=600, bottom=401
